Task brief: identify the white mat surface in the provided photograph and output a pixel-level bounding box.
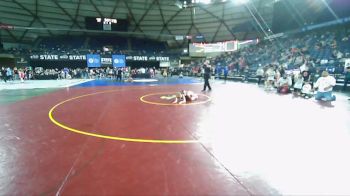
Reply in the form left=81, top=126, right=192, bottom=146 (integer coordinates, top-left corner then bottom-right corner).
left=0, top=79, right=93, bottom=90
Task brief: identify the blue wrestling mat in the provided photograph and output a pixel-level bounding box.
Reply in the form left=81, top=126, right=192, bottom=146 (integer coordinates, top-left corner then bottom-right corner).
left=75, top=76, right=202, bottom=87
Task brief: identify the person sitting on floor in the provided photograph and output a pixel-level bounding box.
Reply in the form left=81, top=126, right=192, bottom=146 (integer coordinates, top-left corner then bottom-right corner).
left=293, top=74, right=304, bottom=95
left=179, top=71, right=183, bottom=78
left=265, top=66, right=276, bottom=90
left=301, top=81, right=314, bottom=99
left=276, top=74, right=292, bottom=94
left=313, top=71, right=336, bottom=101
left=125, top=76, right=133, bottom=82
left=172, top=90, right=199, bottom=104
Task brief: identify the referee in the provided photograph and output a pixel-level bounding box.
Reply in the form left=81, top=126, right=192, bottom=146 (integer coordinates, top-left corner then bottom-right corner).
left=202, top=63, right=212, bottom=91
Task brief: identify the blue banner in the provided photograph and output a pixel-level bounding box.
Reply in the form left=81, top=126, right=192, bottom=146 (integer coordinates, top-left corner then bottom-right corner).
left=86, top=54, right=101, bottom=67
left=112, top=55, right=126, bottom=67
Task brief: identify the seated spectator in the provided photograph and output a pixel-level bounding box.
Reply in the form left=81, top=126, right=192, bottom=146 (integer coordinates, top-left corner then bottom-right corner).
left=312, top=68, right=321, bottom=84
left=265, top=66, right=276, bottom=90
left=301, top=81, right=313, bottom=99
left=293, top=74, right=304, bottom=95
left=301, top=69, right=311, bottom=84
left=274, top=69, right=281, bottom=87
left=313, top=71, right=336, bottom=101
left=179, top=72, right=183, bottom=78
left=277, top=74, right=292, bottom=94
left=125, top=75, right=133, bottom=82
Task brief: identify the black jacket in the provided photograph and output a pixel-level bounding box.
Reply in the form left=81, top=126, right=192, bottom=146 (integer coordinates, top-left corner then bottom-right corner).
left=204, top=66, right=211, bottom=79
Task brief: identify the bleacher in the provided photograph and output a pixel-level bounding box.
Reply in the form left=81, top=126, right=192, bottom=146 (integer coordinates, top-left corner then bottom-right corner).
left=188, top=26, right=350, bottom=89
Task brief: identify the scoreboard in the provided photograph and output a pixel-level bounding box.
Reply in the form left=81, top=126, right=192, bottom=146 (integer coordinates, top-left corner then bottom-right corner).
left=189, top=41, right=238, bottom=57
left=85, top=17, right=128, bottom=31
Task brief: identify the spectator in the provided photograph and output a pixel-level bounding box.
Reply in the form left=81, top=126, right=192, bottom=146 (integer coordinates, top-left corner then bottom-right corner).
left=277, top=74, right=292, bottom=94
left=265, top=66, right=276, bottom=90
left=301, top=69, right=311, bottom=84
left=117, top=68, right=123, bottom=81
left=1, top=67, right=7, bottom=83
left=19, top=69, right=25, bottom=83
left=293, top=74, right=304, bottom=95
left=314, top=71, right=336, bottom=101
left=256, top=65, right=264, bottom=85
left=6, top=67, right=13, bottom=81
left=223, top=66, right=229, bottom=82
left=301, top=81, right=313, bottom=99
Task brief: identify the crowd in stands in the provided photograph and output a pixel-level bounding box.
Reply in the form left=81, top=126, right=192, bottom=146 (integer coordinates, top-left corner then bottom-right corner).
left=1, top=66, right=33, bottom=83
left=1, top=35, right=171, bottom=57
left=2, top=25, right=350, bottom=96
left=0, top=66, right=166, bottom=83
left=187, top=26, right=350, bottom=93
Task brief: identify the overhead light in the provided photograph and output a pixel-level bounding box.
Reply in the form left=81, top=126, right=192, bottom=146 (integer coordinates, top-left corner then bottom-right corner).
left=175, top=0, right=183, bottom=9
left=192, top=0, right=211, bottom=4
left=200, top=0, right=211, bottom=4
left=234, top=0, right=249, bottom=5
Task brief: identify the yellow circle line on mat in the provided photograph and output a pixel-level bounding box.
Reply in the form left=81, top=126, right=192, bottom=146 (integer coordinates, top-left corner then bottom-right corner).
left=48, top=89, right=199, bottom=144
left=140, top=92, right=211, bottom=106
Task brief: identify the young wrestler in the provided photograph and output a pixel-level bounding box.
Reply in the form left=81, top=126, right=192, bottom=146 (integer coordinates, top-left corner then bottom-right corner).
left=172, top=90, right=199, bottom=104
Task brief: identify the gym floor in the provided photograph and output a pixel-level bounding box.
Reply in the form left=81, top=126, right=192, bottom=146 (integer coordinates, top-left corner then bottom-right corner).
left=1, top=77, right=350, bottom=195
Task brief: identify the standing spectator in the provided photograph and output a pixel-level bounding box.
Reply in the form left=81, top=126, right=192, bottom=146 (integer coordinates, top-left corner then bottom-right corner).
left=238, top=57, right=246, bottom=75
left=314, top=71, right=336, bottom=101
left=150, top=68, right=155, bottom=78
left=113, top=68, right=117, bottom=79
left=162, top=69, right=168, bottom=77
left=256, top=65, right=264, bottom=85
left=13, top=67, right=18, bottom=80
left=25, top=67, right=30, bottom=80
left=19, top=69, right=25, bottom=83
left=63, top=67, right=69, bottom=79
left=117, top=68, right=123, bottom=81
left=6, top=67, right=13, bottom=81
left=223, top=66, right=229, bottom=82
left=1, top=67, right=7, bottom=83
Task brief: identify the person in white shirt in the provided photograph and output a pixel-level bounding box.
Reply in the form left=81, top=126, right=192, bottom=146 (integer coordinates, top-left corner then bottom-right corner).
left=256, top=65, right=264, bottom=85
left=313, top=71, right=336, bottom=101
left=265, top=66, right=275, bottom=90
left=293, top=74, right=304, bottom=95
left=299, top=63, right=308, bottom=72
left=277, top=74, right=292, bottom=94
left=301, top=81, right=313, bottom=98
